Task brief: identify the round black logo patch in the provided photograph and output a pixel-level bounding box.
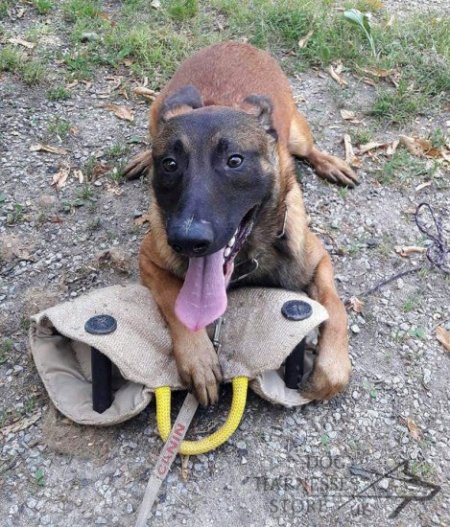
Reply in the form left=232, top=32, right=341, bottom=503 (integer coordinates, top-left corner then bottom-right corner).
left=85, top=314, right=117, bottom=335
left=281, top=300, right=312, bottom=321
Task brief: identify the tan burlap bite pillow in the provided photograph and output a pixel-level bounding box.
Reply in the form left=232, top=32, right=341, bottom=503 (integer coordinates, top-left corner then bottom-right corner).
left=29, top=284, right=328, bottom=425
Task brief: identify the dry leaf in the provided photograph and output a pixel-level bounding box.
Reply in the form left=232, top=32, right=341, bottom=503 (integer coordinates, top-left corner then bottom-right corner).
left=105, top=103, right=134, bottom=122
left=385, top=139, right=399, bottom=156
left=386, top=14, right=395, bottom=28
left=361, top=77, right=377, bottom=87
left=328, top=65, right=347, bottom=86
left=395, top=245, right=426, bottom=257
left=340, top=109, right=356, bottom=120
left=181, top=455, right=190, bottom=481
left=358, top=66, right=396, bottom=78
left=105, top=181, right=123, bottom=196
left=399, top=135, right=445, bottom=159
left=134, top=86, right=158, bottom=100
left=97, top=11, right=111, bottom=22
left=92, top=162, right=112, bottom=180
left=73, top=169, right=84, bottom=183
left=415, top=181, right=432, bottom=192
left=8, top=37, right=35, bottom=49
left=97, top=248, right=130, bottom=274
left=151, top=0, right=161, bottom=8
left=343, top=134, right=362, bottom=168
left=348, top=296, right=364, bottom=314
left=51, top=162, right=71, bottom=190
left=436, top=326, right=450, bottom=352
left=301, top=479, right=313, bottom=496
left=30, top=143, right=68, bottom=155
left=134, top=213, right=151, bottom=226
left=1, top=411, right=42, bottom=437
left=298, top=30, right=314, bottom=49
left=17, top=7, right=26, bottom=18
left=406, top=418, right=421, bottom=441
left=358, top=141, right=389, bottom=154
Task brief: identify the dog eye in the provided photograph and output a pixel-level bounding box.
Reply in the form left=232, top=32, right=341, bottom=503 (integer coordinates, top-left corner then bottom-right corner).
left=227, top=155, right=243, bottom=168
left=162, top=158, right=178, bottom=172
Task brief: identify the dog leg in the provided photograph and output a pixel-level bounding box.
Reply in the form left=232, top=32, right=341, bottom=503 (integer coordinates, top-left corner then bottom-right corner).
left=122, top=149, right=153, bottom=180
left=288, top=112, right=359, bottom=187
left=139, top=233, right=222, bottom=406
left=301, top=232, right=351, bottom=400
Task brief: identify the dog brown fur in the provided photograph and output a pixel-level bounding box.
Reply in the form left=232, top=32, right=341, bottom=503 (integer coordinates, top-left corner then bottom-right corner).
left=127, top=42, right=355, bottom=405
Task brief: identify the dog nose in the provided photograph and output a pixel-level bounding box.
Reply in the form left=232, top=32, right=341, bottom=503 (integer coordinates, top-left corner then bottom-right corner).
left=168, top=220, right=214, bottom=256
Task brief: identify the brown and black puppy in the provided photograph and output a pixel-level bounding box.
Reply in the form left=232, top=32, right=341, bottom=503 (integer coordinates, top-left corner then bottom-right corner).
left=126, top=42, right=357, bottom=406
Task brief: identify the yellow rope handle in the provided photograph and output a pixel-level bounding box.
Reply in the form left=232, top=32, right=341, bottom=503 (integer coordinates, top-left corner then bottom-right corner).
left=155, top=376, right=248, bottom=456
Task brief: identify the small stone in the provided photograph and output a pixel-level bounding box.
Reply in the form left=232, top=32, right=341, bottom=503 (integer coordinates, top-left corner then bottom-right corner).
left=378, top=479, right=389, bottom=490
left=27, top=497, right=37, bottom=509
left=236, top=441, right=247, bottom=451
left=351, top=324, right=360, bottom=334
left=80, top=32, right=100, bottom=43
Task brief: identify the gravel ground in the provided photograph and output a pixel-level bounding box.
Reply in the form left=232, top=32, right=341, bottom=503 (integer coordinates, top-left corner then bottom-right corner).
left=1, top=3, right=449, bottom=527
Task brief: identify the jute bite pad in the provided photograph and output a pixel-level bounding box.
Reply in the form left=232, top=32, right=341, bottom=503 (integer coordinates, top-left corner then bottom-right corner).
left=29, top=284, right=328, bottom=425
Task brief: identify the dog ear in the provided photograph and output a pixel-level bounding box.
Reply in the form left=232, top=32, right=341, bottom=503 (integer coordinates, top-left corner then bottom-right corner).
left=159, top=85, right=203, bottom=123
left=243, top=95, right=278, bottom=141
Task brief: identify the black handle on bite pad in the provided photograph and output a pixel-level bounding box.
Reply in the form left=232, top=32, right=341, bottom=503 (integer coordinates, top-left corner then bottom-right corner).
left=85, top=315, right=116, bottom=414
left=91, top=348, right=113, bottom=413
left=284, top=338, right=307, bottom=389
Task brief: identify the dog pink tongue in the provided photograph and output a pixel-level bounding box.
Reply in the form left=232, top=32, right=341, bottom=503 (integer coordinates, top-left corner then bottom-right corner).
left=175, top=249, right=227, bottom=332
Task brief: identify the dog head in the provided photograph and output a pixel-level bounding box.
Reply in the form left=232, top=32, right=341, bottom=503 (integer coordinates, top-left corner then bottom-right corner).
left=152, top=85, right=280, bottom=331
left=152, top=85, right=278, bottom=258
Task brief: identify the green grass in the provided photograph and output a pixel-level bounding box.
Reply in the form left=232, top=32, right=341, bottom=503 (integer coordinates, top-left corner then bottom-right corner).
left=48, top=0, right=449, bottom=117
left=6, top=204, right=25, bottom=225
left=166, top=0, right=199, bottom=21
left=351, top=128, right=373, bottom=146
left=77, top=184, right=95, bottom=201
left=0, top=46, right=22, bottom=72
left=378, top=150, right=430, bottom=186
left=2, top=0, right=447, bottom=124
left=0, top=0, right=13, bottom=19
left=0, top=338, right=13, bottom=365
left=0, top=45, right=45, bottom=85
left=21, top=60, right=46, bottom=85
left=106, top=143, right=130, bottom=159
left=48, top=85, right=71, bottom=101
left=370, top=80, right=426, bottom=125
left=429, top=128, right=447, bottom=148
left=62, top=0, right=101, bottom=22
left=34, top=468, right=46, bottom=487
left=62, top=51, right=94, bottom=79
left=48, top=117, right=72, bottom=138
left=33, top=0, right=53, bottom=15
left=403, top=294, right=421, bottom=313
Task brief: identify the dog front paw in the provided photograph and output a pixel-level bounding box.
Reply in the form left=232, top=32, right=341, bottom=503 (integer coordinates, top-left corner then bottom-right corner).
left=175, top=340, right=222, bottom=406
left=312, top=153, right=359, bottom=188
left=300, top=357, right=351, bottom=401
left=122, top=150, right=152, bottom=180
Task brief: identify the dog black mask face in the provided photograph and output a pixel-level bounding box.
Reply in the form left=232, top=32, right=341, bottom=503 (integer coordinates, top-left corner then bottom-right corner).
left=152, top=86, right=277, bottom=258
left=151, top=85, right=278, bottom=331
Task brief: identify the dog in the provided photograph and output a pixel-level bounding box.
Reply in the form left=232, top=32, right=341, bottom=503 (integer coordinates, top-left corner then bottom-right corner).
left=124, top=42, right=357, bottom=406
